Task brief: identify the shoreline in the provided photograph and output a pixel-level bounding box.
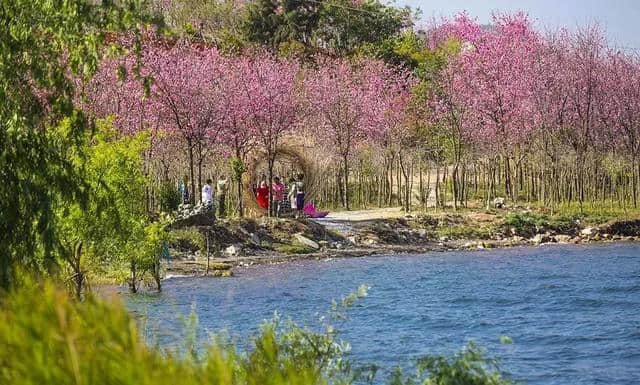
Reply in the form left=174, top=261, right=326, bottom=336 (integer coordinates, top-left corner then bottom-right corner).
left=101, top=209, right=640, bottom=291
left=165, top=235, right=639, bottom=278
left=99, top=234, right=637, bottom=294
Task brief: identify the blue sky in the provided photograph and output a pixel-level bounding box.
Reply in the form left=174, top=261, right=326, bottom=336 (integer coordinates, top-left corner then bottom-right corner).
left=397, top=0, right=640, bottom=50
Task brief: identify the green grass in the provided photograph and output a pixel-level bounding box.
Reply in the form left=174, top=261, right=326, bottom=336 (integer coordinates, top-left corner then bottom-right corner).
left=169, top=227, right=206, bottom=252
left=500, top=212, right=579, bottom=237
left=545, top=202, right=640, bottom=225
left=436, top=224, right=496, bottom=240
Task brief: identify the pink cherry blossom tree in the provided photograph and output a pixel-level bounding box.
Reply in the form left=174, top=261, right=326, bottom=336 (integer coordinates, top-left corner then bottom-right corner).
left=218, top=55, right=255, bottom=216
left=240, top=53, right=301, bottom=216
left=602, top=50, right=640, bottom=206
left=305, top=58, right=409, bottom=210
left=143, top=41, right=227, bottom=204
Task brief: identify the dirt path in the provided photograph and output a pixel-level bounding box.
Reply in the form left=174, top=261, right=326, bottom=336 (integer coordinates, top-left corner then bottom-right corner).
left=312, top=207, right=407, bottom=237
left=322, top=207, right=406, bottom=221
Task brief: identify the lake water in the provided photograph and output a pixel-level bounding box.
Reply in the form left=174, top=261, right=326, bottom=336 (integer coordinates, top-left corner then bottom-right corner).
left=124, top=243, right=640, bottom=385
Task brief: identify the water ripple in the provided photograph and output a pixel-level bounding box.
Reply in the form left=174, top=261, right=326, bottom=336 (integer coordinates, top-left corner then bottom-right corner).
left=124, top=242, right=640, bottom=385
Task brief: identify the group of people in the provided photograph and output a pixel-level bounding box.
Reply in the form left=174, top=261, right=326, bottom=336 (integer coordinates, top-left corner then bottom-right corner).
left=179, top=175, right=229, bottom=217
left=178, top=172, right=310, bottom=218
left=255, top=173, right=305, bottom=218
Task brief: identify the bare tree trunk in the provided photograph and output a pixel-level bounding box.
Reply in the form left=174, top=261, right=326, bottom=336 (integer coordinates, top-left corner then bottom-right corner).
left=343, top=154, right=350, bottom=210
left=187, top=137, right=195, bottom=205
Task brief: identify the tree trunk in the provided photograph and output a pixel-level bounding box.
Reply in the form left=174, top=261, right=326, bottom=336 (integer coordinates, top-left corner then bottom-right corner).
left=187, top=137, right=195, bottom=205
left=129, top=261, right=138, bottom=294
left=73, top=241, right=84, bottom=300
left=343, top=154, right=350, bottom=210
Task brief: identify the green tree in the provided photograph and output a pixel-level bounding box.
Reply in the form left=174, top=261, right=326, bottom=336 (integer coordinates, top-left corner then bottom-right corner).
left=55, top=120, right=149, bottom=298
left=136, top=220, right=169, bottom=292
left=243, top=0, right=413, bottom=58
left=0, top=0, right=143, bottom=289
left=317, top=0, right=413, bottom=56
left=244, top=0, right=322, bottom=54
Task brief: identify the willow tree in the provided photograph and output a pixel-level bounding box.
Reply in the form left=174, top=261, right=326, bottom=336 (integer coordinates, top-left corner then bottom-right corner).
left=0, top=0, right=143, bottom=289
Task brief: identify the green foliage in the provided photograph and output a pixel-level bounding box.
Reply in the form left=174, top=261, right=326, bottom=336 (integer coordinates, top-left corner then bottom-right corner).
left=501, top=212, right=550, bottom=237
left=169, top=227, right=206, bottom=252
left=0, top=281, right=365, bottom=385
left=147, top=0, right=248, bottom=53
left=390, top=342, right=512, bottom=385
left=55, top=120, right=149, bottom=296
left=243, top=0, right=322, bottom=55
left=138, top=221, right=170, bottom=290
left=159, top=180, right=181, bottom=212
left=231, top=156, right=248, bottom=182
left=548, top=203, right=637, bottom=225
left=436, top=224, right=496, bottom=240
left=0, top=0, right=144, bottom=289
left=0, top=281, right=513, bottom=385
left=273, top=243, right=315, bottom=255
left=502, top=211, right=576, bottom=237
left=316, top=0, right=412, bottom=56
left=243, top=0, right=412, bottom=58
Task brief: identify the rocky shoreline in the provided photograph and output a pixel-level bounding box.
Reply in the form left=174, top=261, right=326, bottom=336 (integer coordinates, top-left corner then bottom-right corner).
left=164, top=213, right=640, bottom=277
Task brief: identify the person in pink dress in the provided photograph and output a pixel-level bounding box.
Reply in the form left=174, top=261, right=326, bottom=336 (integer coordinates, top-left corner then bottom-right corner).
left=272, top=176, right=286, bottom=217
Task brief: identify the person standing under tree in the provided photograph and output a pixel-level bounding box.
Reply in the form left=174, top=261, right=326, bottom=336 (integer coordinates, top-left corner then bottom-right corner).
left=288, top=176, right=297, bottom=213
left=272, top=176, right=286, bottom=217
left=295, top=173, right=305, bottom=218
left=202, top=178, right=213, bottom=211
left=217, top=174, right=228, bottom=218
left=180, top=175, right=190, bottom=204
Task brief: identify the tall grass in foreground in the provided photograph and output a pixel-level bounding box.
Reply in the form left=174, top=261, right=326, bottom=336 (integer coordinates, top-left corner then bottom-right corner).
left=0, top=282, right=511, bottom=385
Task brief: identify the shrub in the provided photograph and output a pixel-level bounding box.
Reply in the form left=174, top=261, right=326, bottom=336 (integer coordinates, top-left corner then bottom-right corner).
left=159, top=181, right=181, bottom=212
left=169, top=227, right=206, bottom=252
left=390, top=342, right=512, bottom=385
left=0, top=282, right=341, bottom=385
left=436, top=224, right=496, bottom=240
left=502, top=212, right=579, bottom=237
left=501, top=212, right=550, bottom=237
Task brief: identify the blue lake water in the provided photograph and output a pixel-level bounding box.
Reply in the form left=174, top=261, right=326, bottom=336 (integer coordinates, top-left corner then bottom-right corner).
left=124, top=243, right=640, bottom=384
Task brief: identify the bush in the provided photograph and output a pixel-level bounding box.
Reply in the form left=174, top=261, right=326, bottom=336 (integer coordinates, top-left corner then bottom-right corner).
left=502, top=212, right=578, bottom=237
left=169, top=227, right=206, bottom=253
left=501, top=212, right=550, bottom=237
left=436, top=224, right=496, bottom=240
left=159, top=181, right=181, bottom=212
left=390, top=342, right=512, bottom=385
left=0, top=282, right=344, bottom=385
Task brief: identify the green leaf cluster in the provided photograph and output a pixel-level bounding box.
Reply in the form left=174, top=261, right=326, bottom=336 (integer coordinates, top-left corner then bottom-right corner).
left=0, top=0, right=145, bottom=289
left=54, top=119, right=150, bottom=294
left=243, top=0, right=413, bottom=58
left=390, top=342, right=512, bottom=385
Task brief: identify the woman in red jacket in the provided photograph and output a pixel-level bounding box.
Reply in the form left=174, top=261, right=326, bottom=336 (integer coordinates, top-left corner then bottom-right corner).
left=255, top=180, right=269, bottom=210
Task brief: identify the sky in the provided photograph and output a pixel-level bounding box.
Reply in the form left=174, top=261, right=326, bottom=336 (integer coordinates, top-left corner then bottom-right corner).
left=397, top=0, right=640, bottom=50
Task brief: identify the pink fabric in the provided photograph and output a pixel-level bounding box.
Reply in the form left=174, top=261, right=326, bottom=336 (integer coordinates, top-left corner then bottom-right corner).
left=303, top=202, right=329, bottom=218
left=272, top=182, right=285, bottom=201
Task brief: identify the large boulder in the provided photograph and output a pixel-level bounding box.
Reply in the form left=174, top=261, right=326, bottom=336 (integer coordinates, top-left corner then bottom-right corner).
left=294, top=233, right=320, bottom=250
left=581, top=227, right=598, bottom=237
left=531, top=233, right=552, bottom=245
